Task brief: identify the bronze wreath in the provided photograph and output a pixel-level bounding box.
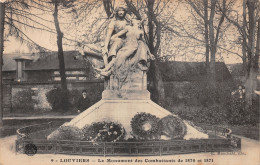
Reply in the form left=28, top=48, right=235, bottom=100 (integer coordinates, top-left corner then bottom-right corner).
left=159, top=115, right=187, bottom=139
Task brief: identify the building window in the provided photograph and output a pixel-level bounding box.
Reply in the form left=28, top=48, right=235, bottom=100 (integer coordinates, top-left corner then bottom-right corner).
left=53, top=70, right=87, bottom=81
left=53, top=71, right=85, bottom=75
left=54, top=77, right=61, bottom=81
left=79, top=77, right=86, bottom=81
left=67, top=77, right=77, bottom=80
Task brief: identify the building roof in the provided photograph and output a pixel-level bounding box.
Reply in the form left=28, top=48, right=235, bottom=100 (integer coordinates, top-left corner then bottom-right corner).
left=24, top=51, right=86, bottom=71
left=3, top=51, right=87, bottom=71
left=3, top=51, right=232, bottom=82
left=159, top=61, right=232, bottom=82
left=14, top=56, right=33, bottom=61
left=3, top=53, right=32, bottom=71
left=226, top=63, right=244, bottom=76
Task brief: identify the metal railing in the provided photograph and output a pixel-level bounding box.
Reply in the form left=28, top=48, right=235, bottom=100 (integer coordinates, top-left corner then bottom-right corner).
left=15, top=121, right=241, bottom=156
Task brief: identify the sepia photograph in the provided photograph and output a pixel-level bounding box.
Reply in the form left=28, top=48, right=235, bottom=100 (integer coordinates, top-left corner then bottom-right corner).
left=0, top=0, right=259, bottom=164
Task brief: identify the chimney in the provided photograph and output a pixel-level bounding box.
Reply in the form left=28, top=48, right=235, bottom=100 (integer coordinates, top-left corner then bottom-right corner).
left=14, top=56, right=32, bottom=82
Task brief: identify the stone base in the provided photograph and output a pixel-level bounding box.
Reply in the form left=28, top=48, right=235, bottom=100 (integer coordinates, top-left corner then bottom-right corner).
left=48, top=99, right=208, bottom=140
left=102, top=90, right=150, bottom=100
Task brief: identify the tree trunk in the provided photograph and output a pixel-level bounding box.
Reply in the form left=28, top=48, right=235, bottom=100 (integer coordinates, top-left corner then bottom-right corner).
left=103, top=0, right=112, bottom=18
left=0, top=2, right=5, bottom=127
left=209, top=0, right=217, bottom=88
left=245, top=0, right=256, bottom=106
left=53, top=2, right=68, bottom=111
left=255, top=18, right=260, bottom=75
left=53, top=2, right=67, bottom=91
left=203, top=0, right=210, bottom=74
left=253, top=18, right=260, bottom=108
left=146, top=0, right=165, bottom=105
left=256, top=18, right=260, bottom=132
left=147, top=0, right=155, bottom=53
left=242, top=0, right=247, bottom=74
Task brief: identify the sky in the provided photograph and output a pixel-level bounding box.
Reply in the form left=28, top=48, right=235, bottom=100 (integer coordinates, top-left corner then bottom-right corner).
left=3, top=0, right=243, bottom=64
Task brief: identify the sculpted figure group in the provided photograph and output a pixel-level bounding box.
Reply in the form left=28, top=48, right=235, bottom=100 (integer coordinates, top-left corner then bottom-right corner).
left=96, top=4, right=154, bottom=78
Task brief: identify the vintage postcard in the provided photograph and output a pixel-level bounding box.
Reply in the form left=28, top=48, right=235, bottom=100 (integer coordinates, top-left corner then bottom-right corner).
left=0, top=0, right=259, bottom=165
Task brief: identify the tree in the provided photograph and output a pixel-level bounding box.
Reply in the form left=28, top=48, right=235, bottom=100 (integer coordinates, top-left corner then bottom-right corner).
left=4, top=0, right=78, bottom=111
left=0, top=2, right=5, bottom=127
left=222, top=0, right=259, bottom=106
left=4, top=0, right=53, bottom=52
left=52, top=0, right=68, bottom=91
left=1, top=0, right=46, bottom=125
left=43, top=0, right=77, bottom=111
left=244, top=0, right=259, bottom=106
left=144, top=0, right=165, bottom=105
left=32, top=0, right=76, bottom=93
left=184, top=0, right=232, bottom=87
left=1, top=0, right=51, bottom=125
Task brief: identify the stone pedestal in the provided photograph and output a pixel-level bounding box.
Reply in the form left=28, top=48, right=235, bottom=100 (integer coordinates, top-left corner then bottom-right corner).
left=102, top=90, right=150, bottom=100
left=57, top=99, right=208, bottom=140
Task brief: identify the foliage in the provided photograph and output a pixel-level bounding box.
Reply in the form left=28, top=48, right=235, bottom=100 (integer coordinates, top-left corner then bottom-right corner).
left=131, top=112, right=162, bottom=140
left=164, top=79, right=258, bottom=126
left=46, top=88, right=69, bottom=111
left=12, top=90, right=38, bottom=112
left=159, top=115, right=187, bottom=139
left=50, top=126, right=83, bottom=141
left=46, top=86, right=102, bottom=112
left=83, top=85, right=103, bottom=106
left=226, top=98, right=259, bottom=126
left=68, top=89, right=81, bottom=107
left=164, top=81, right=234, bottom=107
left=173, top=104, right=228, bottom=125
left=172, top=96, right=259, bottom=126
left=82, top=122, right=125, bottom=142
left=69, top=87, right=103, bottom=109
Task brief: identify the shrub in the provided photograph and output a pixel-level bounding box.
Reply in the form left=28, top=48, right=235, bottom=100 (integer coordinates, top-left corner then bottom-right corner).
left=12, top=89, right=38, bottom=112
left=164, top=81, right=234, bottom=107
left=84, top=85, right=103, bottom=107
left=46, top=87, right=103, bottom=112
left=82, top=122, right=125, bottom=142
left=131, top=112, right=162, bottom=140
left=173, top=99, right=258, bottom=126
left=68, top=89, right=81, bottom=107
left=173, top=104, right=228, bottom=125
left=46, top=88, right=69, bottom=111
left=226, top=98, right=259, bottom=126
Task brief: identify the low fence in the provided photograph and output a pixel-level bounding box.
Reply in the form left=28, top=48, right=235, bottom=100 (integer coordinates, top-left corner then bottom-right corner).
left=16, top=138, right=233, bottom=156
left=195, top=124, right=232, bottom=138
left=15, top=122, right=241, bottom=156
